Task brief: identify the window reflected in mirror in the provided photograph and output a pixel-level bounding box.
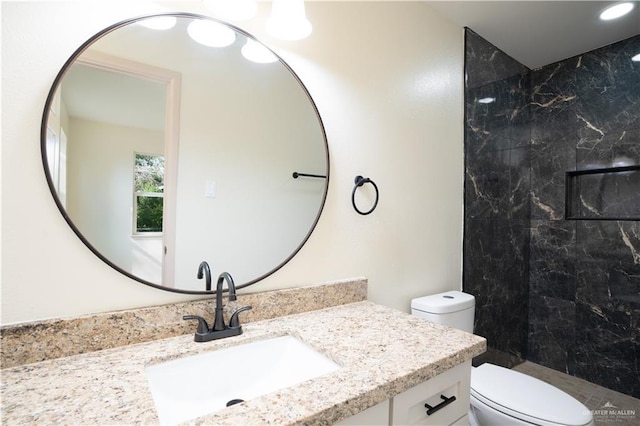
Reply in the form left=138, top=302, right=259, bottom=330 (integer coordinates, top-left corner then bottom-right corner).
left=134, top=153, right=165, bottom=234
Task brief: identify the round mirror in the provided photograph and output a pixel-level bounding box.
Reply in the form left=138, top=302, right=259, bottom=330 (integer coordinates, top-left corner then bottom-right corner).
left=41, top=13, right=329, bottom=294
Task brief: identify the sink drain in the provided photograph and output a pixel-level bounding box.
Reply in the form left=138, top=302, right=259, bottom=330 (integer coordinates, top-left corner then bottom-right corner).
left=226, top=399, right=245, bottom=407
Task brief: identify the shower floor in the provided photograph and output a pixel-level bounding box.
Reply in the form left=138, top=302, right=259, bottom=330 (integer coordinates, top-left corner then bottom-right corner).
left=512, top=362, right=640, bottom=426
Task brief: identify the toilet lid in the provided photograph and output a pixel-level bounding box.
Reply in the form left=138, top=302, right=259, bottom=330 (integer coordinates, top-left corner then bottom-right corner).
left=471, top=364, right=592, bottom=426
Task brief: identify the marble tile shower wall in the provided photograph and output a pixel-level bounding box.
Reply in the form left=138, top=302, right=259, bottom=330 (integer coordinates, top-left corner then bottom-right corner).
left=464, top=29, right=640, bottom=398
left=529, top=34, right=640, bottom=398
left=464, top=29, right=531, bottom=366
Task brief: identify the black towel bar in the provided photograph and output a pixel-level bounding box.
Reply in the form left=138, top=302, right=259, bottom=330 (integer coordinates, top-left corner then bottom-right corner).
left=292, top=172, right=326, bottom=179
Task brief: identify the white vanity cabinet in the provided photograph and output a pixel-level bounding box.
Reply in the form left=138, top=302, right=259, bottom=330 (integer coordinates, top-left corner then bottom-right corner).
left=337, top=361, right=471, bottom=426
left=391, top=361, right=471, bottom=425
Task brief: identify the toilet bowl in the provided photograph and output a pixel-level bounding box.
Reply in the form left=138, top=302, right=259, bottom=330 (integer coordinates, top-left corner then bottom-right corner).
left=470, top=363, right=593, bottom=426
left=411, top=291, right=594, bottom=426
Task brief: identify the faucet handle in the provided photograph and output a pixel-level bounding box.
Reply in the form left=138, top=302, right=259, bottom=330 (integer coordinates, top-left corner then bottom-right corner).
left=183, top=315, right=210, bottom=335
left=229, top=306, right=252, bottom=328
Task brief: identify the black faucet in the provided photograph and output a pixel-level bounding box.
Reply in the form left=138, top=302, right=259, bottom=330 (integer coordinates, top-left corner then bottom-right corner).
left=213, top=272, right=235, bottom=330
left=183, top=272, right=252, bottom=342
left=197, top=261, right=212, bottom=291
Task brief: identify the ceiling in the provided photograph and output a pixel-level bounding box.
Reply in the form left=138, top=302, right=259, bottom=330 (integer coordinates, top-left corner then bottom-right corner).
left=62, top=64, right=167, bottom=131
left=425, top=1, right=640, bottom=69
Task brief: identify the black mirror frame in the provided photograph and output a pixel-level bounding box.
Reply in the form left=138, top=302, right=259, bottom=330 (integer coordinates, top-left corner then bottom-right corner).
left=40, top=12, right=330, bottom=295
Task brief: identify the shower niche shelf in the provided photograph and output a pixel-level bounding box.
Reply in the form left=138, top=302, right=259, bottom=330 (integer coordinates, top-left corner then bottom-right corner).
left=565, top=165, right=640, bottom=220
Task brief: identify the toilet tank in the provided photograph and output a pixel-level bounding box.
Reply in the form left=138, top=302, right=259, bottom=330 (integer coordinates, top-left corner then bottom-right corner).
left=411, top=291, right=475, bottom=333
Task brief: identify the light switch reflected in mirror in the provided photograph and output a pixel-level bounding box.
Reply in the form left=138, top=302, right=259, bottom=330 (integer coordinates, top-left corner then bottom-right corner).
left=42, top=13, right=329, bottom=294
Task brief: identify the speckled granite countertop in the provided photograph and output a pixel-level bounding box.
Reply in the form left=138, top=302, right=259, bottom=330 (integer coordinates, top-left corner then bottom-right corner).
left=1, top=301, right=485, bottom=425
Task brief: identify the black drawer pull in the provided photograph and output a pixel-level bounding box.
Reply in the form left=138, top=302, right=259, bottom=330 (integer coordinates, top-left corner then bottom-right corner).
left=425, top=394, right=456, bottom=416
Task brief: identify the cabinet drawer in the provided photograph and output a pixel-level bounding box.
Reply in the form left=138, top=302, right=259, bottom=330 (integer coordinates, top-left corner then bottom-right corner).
left=391, top=361, right=471, bottom=425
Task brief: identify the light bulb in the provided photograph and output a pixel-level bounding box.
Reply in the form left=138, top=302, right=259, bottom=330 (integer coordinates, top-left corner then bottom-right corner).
left=138, top=16, right=177, bottom=30
left=187, top=19, right=236, bottom=48
left=241, top=39, right=278, bottom=64
left=267, top=0, right=312, bottom=41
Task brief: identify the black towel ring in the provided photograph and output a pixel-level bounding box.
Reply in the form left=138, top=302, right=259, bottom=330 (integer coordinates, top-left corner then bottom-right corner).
left=352, top=175, right=379, bottom=215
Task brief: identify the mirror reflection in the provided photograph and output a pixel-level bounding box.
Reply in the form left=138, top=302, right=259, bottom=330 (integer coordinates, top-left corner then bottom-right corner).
left=43, top=14, right=329, bottom=293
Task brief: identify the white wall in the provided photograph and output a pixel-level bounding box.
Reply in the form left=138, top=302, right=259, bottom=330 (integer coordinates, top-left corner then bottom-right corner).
left=65, top=117, right=164, bottom=283
left=0, top=1, right=464, bottom=325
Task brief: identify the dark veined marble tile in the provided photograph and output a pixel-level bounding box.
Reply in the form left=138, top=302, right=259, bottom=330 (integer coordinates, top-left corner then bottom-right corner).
left=510, top=72, right=532, bottom=128
left=464, top=29, right=640, bottom=399
left=467, top=79, right=512, bottom=126
left=530, top=109, right=578, bottom=160
left=529, top=220, right=577, bottom=300
left=511, top=119, right=531, bottom=150
left=467, top=74, right=531, bottom=151
left=575, top=35, right=640, bottom=138
left=465, top=149, right=512, bottom=219
left=501, top=73, right=531, bottom=150
left=511, top=98, right=531, bottom=150
left=612, top=128, right=640, bottom=166
left=470, top=283, right=529, bottom=360
left=570, top=168, right=640, bottom=220
left=464, top=219, right=530, bottom=286
left=509, top=147, right=531, bottom=219
left=530, top=139, right=575, bottom=220
left=577, top=128, right=640, bottom=171
left=575, top=221, right=640, bottom=311
left=466, top=98, right=513, bottom=154
left=465, top=28, right=529, bottom=89
left=464, top=219, right=530, bottom=357
left=465, top=146, right=531, bottom=220
left=572, top=301, right=640, bottom=398
left=530, top=58, right=579, bottom=135
left=529, top=62, right=579, bottom=220
left=527, top=295, right=575, bottom=373
left=464, top=219, right=530, bottom=298
left=465, top=122, right=510, bottom=160
left=529, top=58, right=580, bottom=221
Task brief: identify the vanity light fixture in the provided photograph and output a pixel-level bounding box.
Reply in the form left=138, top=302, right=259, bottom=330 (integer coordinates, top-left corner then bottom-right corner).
left=241, top=39, right=278, bottom=63
left=138, top=16, right=177, bottom=30
left=599, top=2, right=635, bottom=20
left=203, top=0, right=257, bottom=21
left=187, top=19, right=236, bottom=47
left=478, top=97, right=496, bottom=104
left=267, top=0, right=312, bottom=41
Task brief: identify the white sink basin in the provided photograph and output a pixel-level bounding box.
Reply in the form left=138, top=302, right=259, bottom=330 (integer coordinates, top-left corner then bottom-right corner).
left=145, top=335, right=340, bottom=425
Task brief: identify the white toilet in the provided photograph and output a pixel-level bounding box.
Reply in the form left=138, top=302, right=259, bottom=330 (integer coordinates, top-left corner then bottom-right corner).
left=411, top=291, right=594, bottom=426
